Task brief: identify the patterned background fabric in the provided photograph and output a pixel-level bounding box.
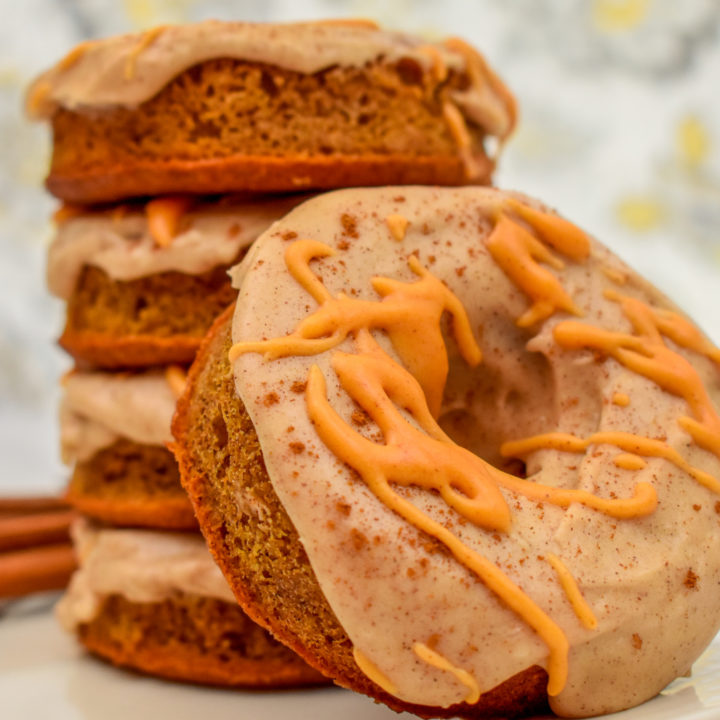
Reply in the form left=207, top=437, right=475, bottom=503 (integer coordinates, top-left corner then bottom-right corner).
left=1, top=0, right=719, bottom=494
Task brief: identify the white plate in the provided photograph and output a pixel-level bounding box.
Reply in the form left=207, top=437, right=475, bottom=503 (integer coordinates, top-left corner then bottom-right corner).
left=2, top=594, right=720, bottom=720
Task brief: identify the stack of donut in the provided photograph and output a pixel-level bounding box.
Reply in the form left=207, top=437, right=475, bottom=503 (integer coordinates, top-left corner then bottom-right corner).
left=28, top=20, right=516, bottom=689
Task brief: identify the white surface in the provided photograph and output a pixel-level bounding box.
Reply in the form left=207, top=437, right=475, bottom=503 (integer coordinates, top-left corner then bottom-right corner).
left=2, top=595, right=720, bottom=720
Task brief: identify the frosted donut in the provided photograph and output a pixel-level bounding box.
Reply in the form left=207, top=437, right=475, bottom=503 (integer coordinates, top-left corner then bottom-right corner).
left=48, top=195, right=301, bottom=368
left=57, top=520, right=327, bottom=687
left=173, top=187, right=720, bottom=718
left=27, top=20, right=516, bottom=204
left=61, top=368, right=196, bottom=530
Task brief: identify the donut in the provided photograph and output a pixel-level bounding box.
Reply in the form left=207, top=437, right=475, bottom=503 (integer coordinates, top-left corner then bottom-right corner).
left=48, top=195, right=301, bottom=368
left=27, top=20, right=516, bottom=204
left=173, top=186, right=720, bottom=718
left=57, top=520, right=328, bottom=688
left=62, top=368, right=196, bottom=529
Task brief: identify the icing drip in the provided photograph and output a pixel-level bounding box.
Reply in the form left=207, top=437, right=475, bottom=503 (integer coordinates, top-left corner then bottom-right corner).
left=437, top=36, right=517, bottom=177
left=417, top=45, right=448, bottom=82
left=165, top=365, right=188, bottom=399
left=385, top=214, right=409, bottom=242
left=444, top=36, right=518, bottom=142
left=485, top=200, right=590, bottom=328
left=124, top=26, right=165, bottom=80
left=546, top=554, right=597, bottom=630
left=442, top=101, right=480, bottom=180
left=602, top=266, right=629, bottom=285
left=413, top=642, right=480, bottom=704
left=146, top=196, right=194, bottom=247
left=506, top=199, right=590, bottom=261
left=353, top=648, right=399, bottom=695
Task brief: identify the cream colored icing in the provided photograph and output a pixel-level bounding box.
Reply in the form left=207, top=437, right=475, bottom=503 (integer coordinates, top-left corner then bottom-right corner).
left=56, top=519, right=236, bottom=631
left=26, top=20, right=514, bottom=141
left=47, top=195, right=303, bottom=300
left=229, top=187, right=720, bottom=717
left=60, top=370, right=177, bottom=464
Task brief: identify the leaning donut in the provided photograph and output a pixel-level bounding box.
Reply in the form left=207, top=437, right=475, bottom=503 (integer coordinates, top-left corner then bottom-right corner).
left=173, top=186, right=720, bottom=718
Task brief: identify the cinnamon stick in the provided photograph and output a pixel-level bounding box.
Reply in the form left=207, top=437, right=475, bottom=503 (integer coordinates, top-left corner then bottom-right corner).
left=0, top=510, right=76, bottom=553
left=0, top=543, right=76, bottom=598
left=0, top=496, right=71, bottom=516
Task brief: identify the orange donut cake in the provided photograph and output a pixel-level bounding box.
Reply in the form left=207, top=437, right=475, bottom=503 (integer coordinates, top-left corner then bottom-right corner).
left=174, top=187, right=720, bottom=718
left=57, top=520, right=327, bottom=687
left=61, top=368, right=196, bottom=530
left=27, top=20, right=516, bottom=204
left=48, top=195, right=301, bottom=368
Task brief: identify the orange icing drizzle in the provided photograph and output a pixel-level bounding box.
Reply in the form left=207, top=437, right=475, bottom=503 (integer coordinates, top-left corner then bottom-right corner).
left=25, top=81, right=52, bottom=117
left=58, top=41, right=93, bottom=72
left=554, top=291, right=720, bottom=463
left=501, top=431, right=720, bottom=495
left=442, top=101, right=480, bottom=180
left=485, top=210, right=587, bottom=328
left=612, top=392, right=630, bottom=407
left=602, top=266, right=628, bottom=285
left=546, top=554, right=597, bottom=630
left=52, top=204, right=86, bottom=224
left=353, top=648, right=399, bottom=695
left=307, top=332, right=509, bottom=531
left=124, top=26, right=166, bottom=80
left=413, top=642, right=480, bottom=704
left=315, top=18, right=381, bottom=29
left=230, top=239, right=482, bottom=418
left=444, top=36, right=518, bottom=142
left=386, top=214, right=409, bottom=242
left=164, top=365, right=187, bottom=400
left=505, top=199, right=591, bottom=262
left=417, top=45, right=448, bottom=82
left=145, top=196, right=194, bottom=248
left=231, top=225, right=669, bottom=698
left=614, top=453, right=647, bottom=470
left=26, top=41, right=95, bottom=116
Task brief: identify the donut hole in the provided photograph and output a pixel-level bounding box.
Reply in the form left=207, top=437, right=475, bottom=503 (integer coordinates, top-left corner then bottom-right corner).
left=438, top=407, right=525, bottom=477
left=439, top=345, right=557, bottom=476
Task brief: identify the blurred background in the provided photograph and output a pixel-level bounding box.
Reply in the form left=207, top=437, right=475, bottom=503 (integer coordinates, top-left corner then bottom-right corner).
left=1, top=0, right=719, bottom=496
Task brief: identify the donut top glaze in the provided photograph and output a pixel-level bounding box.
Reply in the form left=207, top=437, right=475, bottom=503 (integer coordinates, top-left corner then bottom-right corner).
left=26, top=20, right=516, bottom=176
left=60, top=369, right=182, bottom=463
left=229, top=187, right=720, bottom=716
left=47, top=195, right=302, bottom=299
left=56, top=520, right=235, bottom=631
